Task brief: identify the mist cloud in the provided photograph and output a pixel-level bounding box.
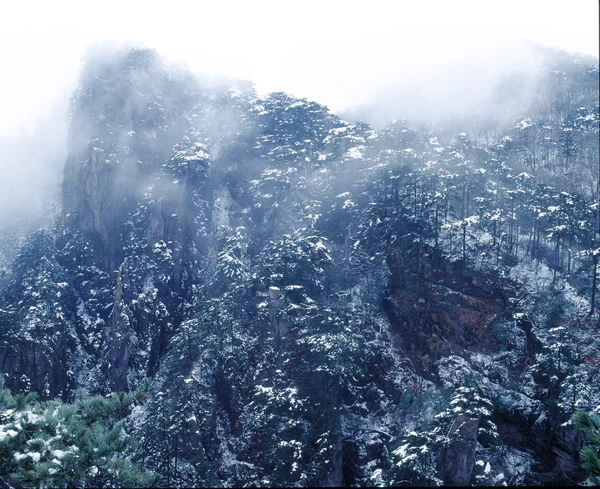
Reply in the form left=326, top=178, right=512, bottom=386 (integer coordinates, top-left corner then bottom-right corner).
left=0, top=1, right=597, bottom=264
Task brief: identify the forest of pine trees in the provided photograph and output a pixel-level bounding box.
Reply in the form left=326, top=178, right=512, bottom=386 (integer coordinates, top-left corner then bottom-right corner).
left=0, top=43, right=598, bottom=486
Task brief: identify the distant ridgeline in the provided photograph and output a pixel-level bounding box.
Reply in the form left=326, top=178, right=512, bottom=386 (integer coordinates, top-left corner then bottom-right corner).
left=0, top=44, right=598, bottom=487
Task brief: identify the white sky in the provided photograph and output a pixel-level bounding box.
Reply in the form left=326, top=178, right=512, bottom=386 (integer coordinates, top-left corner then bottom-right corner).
left=0, top=0, right=598, bottom=136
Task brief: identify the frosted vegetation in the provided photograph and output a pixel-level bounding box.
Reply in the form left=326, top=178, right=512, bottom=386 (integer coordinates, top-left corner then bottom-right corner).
left=0, top=43, right=598, bottom=486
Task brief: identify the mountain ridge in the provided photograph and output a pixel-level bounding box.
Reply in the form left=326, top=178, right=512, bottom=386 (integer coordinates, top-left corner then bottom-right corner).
left=0, top=43, right=598, bottom=487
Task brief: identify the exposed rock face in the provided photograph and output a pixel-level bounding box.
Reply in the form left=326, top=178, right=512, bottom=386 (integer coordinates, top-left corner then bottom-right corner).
left=62, top=140, right=124, bottom=271
left=384, top=246, right=510, bottom=377
left=0, top=337, right=71, bottom=400
left=516, top=315, right=543, bottom=361
left=341, top=439, right=361, bottom=485
left=437, top=415, right=480, bottom=486
left=526, top=425, right=588, bottom=485
left=106, top=262, right=131, bottom=391
left=61, top=46, right=191, bottom=271
left=548, top=427, right=587, bottom=484
left=146, top=140, right=212, bottom=292
left=325, top=435, right=344, bottom=487
left=55, top=48, right=213, bottom=391
left=269, top=286, right=289, bottom=338
left=99, top=139, right=211, bottom=390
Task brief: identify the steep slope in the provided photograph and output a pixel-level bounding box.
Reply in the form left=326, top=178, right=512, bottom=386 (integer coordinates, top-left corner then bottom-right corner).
left=0, top=44, right=598, bottom=487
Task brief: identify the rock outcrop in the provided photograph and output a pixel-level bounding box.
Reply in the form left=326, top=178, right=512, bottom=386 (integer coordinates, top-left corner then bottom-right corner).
left=61, top=46, right=191, bottom=271
left=437, top=415, right=480, bottom=486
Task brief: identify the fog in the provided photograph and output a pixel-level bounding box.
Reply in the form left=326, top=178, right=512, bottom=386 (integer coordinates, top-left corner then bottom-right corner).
left=340, top=40, right=550, bottom=128
left=0, top=0, right=598, bottom=251
left=1, top=0, right=598, bottom=133
left=0, top=99, right=66, bottom=270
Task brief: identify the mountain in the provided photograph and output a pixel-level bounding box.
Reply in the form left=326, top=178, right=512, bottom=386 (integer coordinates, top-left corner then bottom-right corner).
left=0, top=43, right=598, bottom=487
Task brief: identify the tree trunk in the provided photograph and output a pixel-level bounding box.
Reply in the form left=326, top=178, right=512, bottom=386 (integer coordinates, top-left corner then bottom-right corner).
left=591, top=253, right=598, bottom=317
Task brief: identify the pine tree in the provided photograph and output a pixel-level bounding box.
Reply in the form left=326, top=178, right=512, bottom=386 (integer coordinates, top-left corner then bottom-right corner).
left=0, top=375, right=159, bottom=488
left=572, top=410, right=600, bottom=484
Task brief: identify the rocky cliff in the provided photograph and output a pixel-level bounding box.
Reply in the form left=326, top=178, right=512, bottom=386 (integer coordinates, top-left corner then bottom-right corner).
left=0, top=44, right=598, bottom=487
